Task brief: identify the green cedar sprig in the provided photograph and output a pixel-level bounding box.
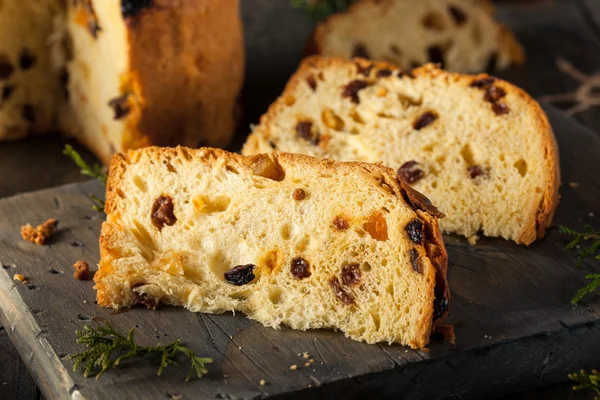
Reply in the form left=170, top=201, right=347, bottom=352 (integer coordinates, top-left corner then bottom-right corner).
left=569, top=369, right=600, bottom=398
left=63, top=144, right=107, bottom=211
left=291, top=0, right=356, bottom=19
left=68, top=324, right=212, bottom=381
left=558, top=225, right=600, bottom=304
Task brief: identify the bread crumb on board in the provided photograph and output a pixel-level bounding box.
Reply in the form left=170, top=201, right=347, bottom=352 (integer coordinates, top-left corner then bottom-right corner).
left=290, top=364, right=298, bottom=370
left=259, top=379, right=266, bottom=386
left=20, top=218, right=58, bottom=245
left=13, top=274, right=27, bottom=284
left=467, top=234, right=479, bottom=246
left=73, top=261, right=90, bottom=280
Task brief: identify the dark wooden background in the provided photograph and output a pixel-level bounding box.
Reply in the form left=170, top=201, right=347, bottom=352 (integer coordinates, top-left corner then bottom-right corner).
left=1, top=0, right=600, bottom=398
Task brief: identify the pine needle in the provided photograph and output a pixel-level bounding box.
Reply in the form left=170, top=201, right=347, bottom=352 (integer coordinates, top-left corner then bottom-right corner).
left=569, top=369, right=600, bottom=398
left=63, top=144, right=107, bottom=211
left=291, top=0, right=356, bottom=19
left=558, top=225, right=600, bottom=303
left=68, top=324, right=212, bottom=381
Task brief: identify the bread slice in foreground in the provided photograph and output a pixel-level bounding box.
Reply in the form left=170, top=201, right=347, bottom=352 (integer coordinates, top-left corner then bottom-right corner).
left=243, top=56, right=560, bottom=245
left=96, top=147, right=449, bottom=348
left=306, top=0, right=524, bottom=73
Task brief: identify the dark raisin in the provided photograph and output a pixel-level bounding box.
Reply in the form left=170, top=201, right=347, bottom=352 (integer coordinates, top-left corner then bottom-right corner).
left=330, top=277, right=355, bottom=305
left=484, top=86, right=506, bottom=103
left=342, top=80, right=369, bottom=104
left=108, top=94, right=131, bottom=120
left=356, top=62, right=374, bottom=76
left=306, top=75, right=317, bottom=91
left=410, top=248, right=422, bottom=274
left=121, top=0, right=153, bottom=18
left=333, top=216, right=349, bottom=231
left=492, top=102, right=510, bottom=115
left=352, top=43, right=370, bottom=59
left=433, top=296, right=449, bottom=320
left=405, top=219, right=424, bottom=245
left=0, top=56, right=14, bottom=79
left=291, top=257, right=311, bottom=279
left=2, top=85, right=14, bottom=101
left=376, top=69, right=392, bottom=78
left=469, top=77, right=496, bottom=88
left=467, top=165, right=488, bottom=179
left=427, top=46, right=445, bottom=68
left=224, top=264, right=256, bottom=286
left=398, top=161, right=425, bottom=184
left=292, top=188, right=305, bottom=201
left=132, top=286, right=158, bottom=309
left=268, top=140, right=277, bottom=149
left=295, top=121, right=316, bottom=142
left=151, top=195, right=177, bottom=230
left=448, top=5, right=467, bottom=26
left=486, top=52, right=498, bottom=72
left=397, top=69, right=415, bottom=79
left=422, top=12, right=445, bottom=31
left=341, top=263, right=361, bottom=286
left=22, top=105, right=35, bottom=123
left=413, top=111, right=438, bottom=130
left=19, top=48, right=36, bottom=70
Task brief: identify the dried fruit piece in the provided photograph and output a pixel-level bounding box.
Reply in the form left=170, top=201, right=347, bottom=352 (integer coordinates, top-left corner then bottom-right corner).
left=0, top=56, right=14, bottom=80
left=251, top=155, right=286, bottom=181
left=121, top=0, right=152, bottom=18
left=291, top=257, right=311, bottom=279
left=224, top=264, right=256, bottom=285
left=333, top=216, right=349, bottom=231
left=306, top=75, right=317, bottom=91
left=151, top=195, right=177, bottom=230
left=427, top=46, right=445, bottom=68
left=397, top=69, right=415, bottom=79
left=342, top=80, right=369, bottom=104
left=470, top=77, right=496, bottom=88
left=410, top=248, right=422, bottom=274
left=2, top=85, right=14, bottom=101
left=295, top=120, right=318, bottom=144
left=19, top=48, right=36, bottom=70
left=422, top=12, right=445, bottom=31
left=22, top=105, right=35, bottom=123
left=448, top=5, right=467, bottom=26
left=468, top=165, right=489, bottom=179
left=321, top=108, right=345, bottom=130
left=292, top=188, right=306, bottom=200
left=492, top=102, right=510, bottom=115
left=352, top=43, right=370, bottom=59
left=376, top=69, right=392, bottom=78
left=363, top=211, right=388, bottom=241
left=405, top=219, right=424, bottom=245
left=20, top=218, right=58, bottom=245
left=330, top=277, right=355, bottom=305
left=73, top=260, right=90, bottom=280
left=341, top=263, right=361, bottom=286
left=108, top=94, right=131, bottom=120
left=484, top=86, right=506, bottom=103
left=398, top=161, right=425, bottom=184
left=356, top=62, right=373, bottom=77
left=413, top=111, right=438, bottom=130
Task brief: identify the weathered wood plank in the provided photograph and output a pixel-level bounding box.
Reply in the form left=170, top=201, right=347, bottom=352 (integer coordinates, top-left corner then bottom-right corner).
left=0, top=105, right=599, bottom=400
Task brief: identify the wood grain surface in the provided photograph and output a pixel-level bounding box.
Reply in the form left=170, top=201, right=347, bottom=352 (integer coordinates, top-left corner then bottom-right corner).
left=0, top=105, right=598, bottom=400
left=2, top=0, right=600, bottom=398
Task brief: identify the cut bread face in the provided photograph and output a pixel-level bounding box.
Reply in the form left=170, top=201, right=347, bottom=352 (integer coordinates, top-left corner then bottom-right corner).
left=307, top=0, right=524, bottom=73
left=0, top=0, right=66, bottom=139
left=97, top=147, right=449, bottom=349
left=243, top=56, right=560, bottom=245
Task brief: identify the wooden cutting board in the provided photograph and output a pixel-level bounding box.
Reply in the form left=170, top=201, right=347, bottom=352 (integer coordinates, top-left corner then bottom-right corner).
left=0, top=105, right=599, bottom=400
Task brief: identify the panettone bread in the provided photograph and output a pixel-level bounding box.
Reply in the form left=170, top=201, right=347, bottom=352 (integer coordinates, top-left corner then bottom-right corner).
left=96, top=146, right=449, bottom=348
left=62, top=0, right=245, bottom=164
left=0, top=0, right=66, bottom=139
left=306, top=0, right=524, bottom=73
left=242, top=56, right=560, bottom=245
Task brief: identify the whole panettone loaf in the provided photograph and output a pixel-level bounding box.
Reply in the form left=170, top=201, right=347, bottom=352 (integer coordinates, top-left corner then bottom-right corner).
left=96, top=147, right=449, bottom=349
left=243, top=56, right=560, bottom=245
left=62, top=0, right=245, bottom=164
left=306, top=0, right=524, bottom=73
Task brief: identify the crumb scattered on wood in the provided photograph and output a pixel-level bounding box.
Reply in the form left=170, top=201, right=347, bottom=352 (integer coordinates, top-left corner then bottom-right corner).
left=259, top=379, right=266, bottom=386
left=467, top=234, right=479, bottom=246
left=20, top=218, right=58, bottom=245
left=302, top=352, right=310, bottom=359
left=13, top=274, right=27, bottom=284
left=73, top=261, right=90, bottom=280
left=290, top=364, right=297, bottom=370
left=569, top=182, right=580, bottom=188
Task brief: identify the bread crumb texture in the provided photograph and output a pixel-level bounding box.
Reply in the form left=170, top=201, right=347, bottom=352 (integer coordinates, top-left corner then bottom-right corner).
left=96, top=147, right=449, bottom=349
left=243, top=56, right=560, bottom=245
left=20, top=218, right=58, bottom=245
left=73, top=260, right=90, bottom=280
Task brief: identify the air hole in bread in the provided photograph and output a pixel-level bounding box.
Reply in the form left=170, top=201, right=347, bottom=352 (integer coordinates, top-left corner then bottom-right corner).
left=371, top=312, right=381, bottom=330
left=269, top=288, right=283, bottom=304
left=251, top=155, right=286, bottom=181
left=226, top=165, right=240, bottom=174
left=377, top=112, right=394, bottom=119
left=499, top=153, right=506, bottom=162
left=363, top=262, right=372, bottom=272
left=164, top=162, right=177, bottom=173
left=132, top=175, right=147, bottom=192
left=349, top=110, right=365, bottom=124
left=514, top=159, right=528, bottom=177
left=116, top=188, right=126, bottom=199
left=281, top=224, right=292, bottom=240
left=460, top=144, right=475, bottom=167
left=193, top=195, right=230, bottom=213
